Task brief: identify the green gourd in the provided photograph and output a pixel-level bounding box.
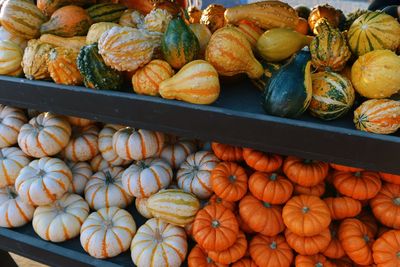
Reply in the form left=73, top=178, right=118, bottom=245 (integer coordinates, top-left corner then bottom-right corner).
left=86, top=3, right=127, bottom=23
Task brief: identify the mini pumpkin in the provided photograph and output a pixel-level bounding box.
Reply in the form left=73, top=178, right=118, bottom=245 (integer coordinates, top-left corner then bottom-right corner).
left=323, top=223, right=346, bottom=259
left=158, top=135, right=197, bottom=169
left=65, top=116, right=94, bottom=127
left=0, top=105, right=27, bottom=148
left=370, top=183, right=400, bottom=229
left=324, top=196, right=362, bottom=220
left=188, top=245, right=227, bottom=267
left=283, top=156, right=329, bottom=187
left=380, top=172, right=400, bottom=185
left=372, top=230, right=400, bottom=267
left=207, top=194, right=236, bottom=212
left=67, top=161, right=92, bottom=195
left=212, top=142, right=243, bottom=162
left=208, top=231, right=247, bottom=265
left=63, top=125, right=99, bottom=162
left=295, top=254, right=335, bottom=267
left=90, top=154, right=113, bottom=172
left=0, top=147, right=30, bottom=187
left=0, top=186, right=35, bottom=228
left=293, top=182, right=325, bottom=197
left=330, top=163, right=363, bottom=172
left=332, top=171, right=382, bottom=200
left=285, top=227, right=331, bottom=255
left=242, top=148, right=282, bottom=172
left=98, top=124, right=131, bottom=166
left=248, top=172, right=293, bottom=204
left=47, top=47, right=83, bottom=86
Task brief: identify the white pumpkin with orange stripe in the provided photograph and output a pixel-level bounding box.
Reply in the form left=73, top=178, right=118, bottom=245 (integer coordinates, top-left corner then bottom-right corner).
left=18, top=112, right=71, bottom=158
left=98, top=124, right=132, bottom=166
left=90, top=153, right=113, bottom=172
left=81, top=207, right=136, bottom=259
left=131, top=218, right=188, bottom=267
left=63, top=125, right=99, bottom=162
left=15, top=157, right=72, bottom=206
left=67, top=161, right=92, bottom=195
left=32, top=193, right=89, bottom=242
left=176, top=151, right=220, bottom=199
left=112, top=127, right=164, bottom=161
left=135, top=197, right=153, bottom=219
left=0, top=186, right=35, bottom=228
left=122, top=158, right=172, bottom=198
left=0, top=104, right=27, bottom=148
left=66, top=116, right=94, bottom=127
left=158, top=134, right=197, bottom=169
left=0, top=147, right=30, bottom=187
left=84, top=166, right=133, bottom=210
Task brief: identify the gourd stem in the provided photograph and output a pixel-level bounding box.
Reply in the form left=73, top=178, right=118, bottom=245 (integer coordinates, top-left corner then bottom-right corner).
left=363, top=235, right=370, bottom=243
left=229, top=175, right=236, bottom=182
left=263, top=202, right=271, bottom=208
left=315, top=263, right=323, bottom=267
left=6, top=187, right=16, bottom=199
left=270, top=241, right=277, bottom=250
left=211, top=220, right=220, bottom=228
left=0, top=149, right=3, bottom=159
left=139, top=161, right=149, bottom=170
left=393, top=197, right=400, bottom=206
left=302, top=206, right=310, bottom=213
left=397, top=251, right=400, bottom=258
left=354, top=172, right=361, bottom=177
left=105, top=171, right=114, bottom=184
left=303, top=159, right=313, bottom=164
left=270, top=173, right=278, bottom=181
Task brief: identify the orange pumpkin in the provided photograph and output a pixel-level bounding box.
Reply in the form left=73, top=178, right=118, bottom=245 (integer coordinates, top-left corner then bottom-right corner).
left=207, top=194, right=236, bottom=212
left=324, top=196, right=362, bottom=220
left=210, top=162, right=248, bottom=202
left=282, top=194, right=331, bottom=237
left=188, top=245, right=227, bottom=267
left=208, top=231, right=247, bottom=265
left=211, top=142, right=243, bottom=162
left=332, top=171, right=382, bottom=200
left=338, top=218, right=374, bottom=266
left=193, top=204, right=239, bottom=252
left=239, top=194, right=284, bottom=237
left=372, top=230, right=400, bottom=267
left=323, top=223, right=346, bottom=259
left=249, top=234, right=293, bottom=267
left=242, top=148, right=282, bottom=172
left=379, top=172, right=400, bottom=185
left=330, top=163, right=363, bottom=172
left=285, top=227, right=331, bottom=255
left=236, top=214, right=254, bottom=234
left=283, top=156, right=329, bottom=187
left=293, top=182, right=325, bottom=197
left=248, top=172, right=293, bottom=204
left=295, top=254, right=335, bottom=267
left=356, top=210, right=378, bottom=237
left=370, top=183, right=400, bottom=229
left=231, top=258, right=258, bottom=267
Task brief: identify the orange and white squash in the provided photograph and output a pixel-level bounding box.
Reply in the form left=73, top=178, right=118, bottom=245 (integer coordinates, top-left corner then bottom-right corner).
left=84, top=167, right=133, bottom=210
left=0, top=40, right=23, bottom=76
left=98, top=124, right=132, bottom=166
left=119, top=10, right=143, bottom=27
left=63, top=125, right=99, bottom=162
left=0, top=105, right=27, bottom=148
left=141, top=8, right=172, bottom=33
left=0, top=147, right=30, bottom=187
left=66, top=116, right=94, bottom=127
left=32, top=193, right=89, bottom=242
left=158, top=134, right=197, bottom=169
left=112, top=127, right=164, bottom=161
left=18, top=112, right=71, bottom=158
left=86, top=22, right=119, bottom=45
left=131, top=218, right=188, bottom=267
left=90, top=154, right=113, bottom=172
left=235, top=21, right=263, bottom=52
left=47, top=47, right=83, bottom=86
left=15, top=157, right=72, bottom=206
left=81, top=207, right=136, bottom=259
left=122, top=158, right=173, bottom=198
left=67, top=161, right=92, bottom=195
left=176, top=151, right=220, bottom=199
left=135, top=197, right=153, bottom=219
left=0, top=26, right=27, bottom=50
left=0, top=186, right=35, bottom=228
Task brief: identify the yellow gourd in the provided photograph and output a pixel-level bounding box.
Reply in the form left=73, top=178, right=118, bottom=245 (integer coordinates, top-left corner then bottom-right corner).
left=188, top=23, right=212, bottom=57
left=39, top=34, right=86, bottom=53
left=86, top=22, right=119, bottom=45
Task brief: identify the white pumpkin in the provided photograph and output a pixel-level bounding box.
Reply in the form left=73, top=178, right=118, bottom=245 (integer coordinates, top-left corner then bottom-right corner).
left=98, top=124, right=132, bottom=166
left=158, top=135, right=197, bottom=169
left=63, top=125, right=99, bottom=162
left=84, top=166, right=133, bottom=210
left=81, top=207, right=136, bottom=259
left=66, top=116, right=94, bottom=127
left=122, top=158, right=172, bottom=198
left=0, top=147, right=30, bottom=187
left=90, top=153, right=113, bottom=172
left=18, top=112, right=71, bottom=158
left=131, top=218, right=188, bottom=267
left=0, top=186, right=35, bottom=228
left=15, top=157, right=72, bottom=206
left=112, top=127, right=164, bottom=161
left=135, top=197, right=153, bottom=219
left=0, top=104, right=27, bottom=148
left=32, top=193, right=89, bottom=242
left=66, top=161, right=92, bottom=195
left=176, top=151, right=220, bottom=199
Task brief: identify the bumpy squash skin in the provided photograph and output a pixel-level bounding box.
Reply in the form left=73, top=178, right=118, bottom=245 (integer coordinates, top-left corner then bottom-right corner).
left=22, top=40, right=54, bottom=80
left=263, top=50, right=313, bottom=118
left=48, top=47, right=83, bottom=85
left=77, top=43, right=123, bottom=90
left=161, top=17, right=200, bottom=69
left=40, top=34, right=86, bottom=52
left=86, top=3, right=127, bottom=23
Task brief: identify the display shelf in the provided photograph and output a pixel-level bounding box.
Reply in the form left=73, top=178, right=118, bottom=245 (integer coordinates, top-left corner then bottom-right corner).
left=0, top=76, right=399, bottom=174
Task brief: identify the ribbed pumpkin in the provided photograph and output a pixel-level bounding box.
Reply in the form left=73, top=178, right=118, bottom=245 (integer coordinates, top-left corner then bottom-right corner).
left=141, top=8, right=172, bottom=33
left=370, top=183, right=400, bottom=229
left=379, top=172, right=400, bottom=185
left=0, top=0, right=46, bottom=39
left=66, top=116, right=94, bottom=127
left=323, top=224, right=346, bottom=259
left=86, top=22, right=119, bottom=44
left=67, top=161, right=92, bottom=195
left=294, top=182, right=325, bottom=197
left=18, top=112, right=71, bottom=158
left=348, top=11, right=400, bottom=57
left=188, top=245, right=226, bottom=267
left=122, top=158, right=173, bottom=198
left=90, top=154, right=113, bottom=173
left=86, top=3, right=127, bottom=23
left=283, top=157, right=329, bottom=187
left=242, top=148, right=282, bottom=172
left=98, top=124, right=131, bottom=166
left=310, top=19, right=351, bottom=72
left=63, top=125, right=99, bottom=162
left=135, top=197, right=153, bottom=219
left=98, top=26, right=162, bottom=72
left=0, top=26, right=27, bottom=50
left=295, top=254, right=335, bottom=267
left=188, top=23, right=212, bottom=57
left=285, top=227, right=331, bottom=255
left=208, top=231, right=248, bottom=265
left=22, top=40, right=53, bottom=80
left=0, top=105, right=27, bottom=148
left=372, top=230, right=400, bottom=267
left=351, top=50, right=400, bottom=99
left=0, top=40, right=23, bottom=76
left=354, top=99, right=400, bottom=134
left=0, top=186, right=35, bottom=228
left=324, top=196, right=362, bottom=220
left=132, top=59, right=174, bottom=96
left=48, top=47, right=83, bottom=86
left=77, top=43, right=123, bottom=90
left=0, top=147, right=30, bottom=188
left=158, top=135, right=197, bottom=169
left=212, top=143, right=243, bottom=162
left=332, top=171, right=382, bottom=200
left=309, top=71, right=355, bottom=120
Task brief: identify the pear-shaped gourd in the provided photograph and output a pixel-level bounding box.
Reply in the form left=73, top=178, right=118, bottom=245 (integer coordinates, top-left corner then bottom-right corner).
left=161, top=17, right=200, bottom=69
left=205, top=27, right=263, bottom=79
left=159, top=60, right=220, bottom=105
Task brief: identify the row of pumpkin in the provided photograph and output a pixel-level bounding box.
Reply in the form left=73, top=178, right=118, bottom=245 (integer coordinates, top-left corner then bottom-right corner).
left=0, top=0, right=399, bottom=135
left=1, top=104, right=400, bottom=266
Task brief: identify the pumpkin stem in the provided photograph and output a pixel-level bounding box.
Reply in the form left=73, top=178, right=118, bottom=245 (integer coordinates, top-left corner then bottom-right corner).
left=303, top=159, right=313, bottom=164
left=397, top=251, right=400, bottom=258
left=6, top=187, right=17, bottom=199
left=315, top=263, right=323, bottom=267
left=154, top=229, right=163, bottom=243
left=393, top=197, right=400, bottom=206
left=138, top=161, right=149, bottom=170
left=105, top=171, right=114, bottom=184
left=263, top=202, right=271, bottom=208
left=36, top=169, right=46, bottom=178
left=211, top=219, right=220, bottom=228
left=269, top=173, right=278, bottom=181
left=215, top=197, right=222, bottom=204
left=0, top=149, right=4, bottom=159
left=103, top=219, right=113, bottom=229
left=54, top=201, right=64, bottom=213
left=270, top=241, right=277, bottom=250
left=302, top=206, right=310, bottom=213
left=206, top=257, right=213, bottom=264
left=229, top=175, right=236, bottom=182
left=354, top=172, right=361, bottom=177
left=363, top=234, right=370, bottom=243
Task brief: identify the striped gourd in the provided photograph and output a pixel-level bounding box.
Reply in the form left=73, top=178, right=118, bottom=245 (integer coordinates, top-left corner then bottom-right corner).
left=63, top=125, right=99, bottom=162
left=66, top=161, right=92, bottom=195
left=354, top=99, right=400, bottom=134
left=135, top=197, right=153, bottom=219
left=0, top=186, right=35, bottom=228
left=86, top=3, right=127, bottom=23
left=147, top=189, right=201, bottom=226
left=348, top=11, right=400, bottom=57
left=15, top=157, right=72, bottom=206
left=119, top=10, right=143, bottom=27
left=0, top=147, right=30, bottom=188
left=90, top=154, right=113, bottom=172
left=122, top=158, right=172, bottom=198
left=86, top=22, right=119, bottom=45
left=0, top=105, right=27, bottom=148
left=112, top=127, right=164, bottom=161
left=98, top=26, right=162, bottom=72
left=0, top=40, right=23, bottom=77
left=159, top=60, right=220, bottom=105
left=48, top=47, right=83, bottom=86
left=22, top=40, right=54, bottom=80
left=0, top=0, right=46, bottom=39
left=235, top=21, right=263, bottom=52
left=98, top=124, right=131, bottom=166
left=0, top=26, right=27, bottom=50
left=309, top=71, right=355, bottom=120
left=158, top=135, right=197, bottom=169
left=141, top=8, right=172, bottom=33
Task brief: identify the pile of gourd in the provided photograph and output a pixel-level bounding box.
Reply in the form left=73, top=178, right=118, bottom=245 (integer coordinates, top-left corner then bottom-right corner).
left=1, top=104, right=400, bottom=267
left=0, top=0, right=399, bottom=135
